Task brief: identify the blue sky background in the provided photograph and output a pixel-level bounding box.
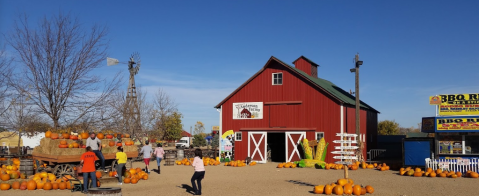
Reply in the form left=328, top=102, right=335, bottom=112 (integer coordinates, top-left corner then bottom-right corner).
left=1, top=0, right=478, bottom=132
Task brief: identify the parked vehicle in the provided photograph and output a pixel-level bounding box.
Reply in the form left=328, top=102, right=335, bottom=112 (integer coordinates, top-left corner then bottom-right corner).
left=175, top=137, right=192, bottom=149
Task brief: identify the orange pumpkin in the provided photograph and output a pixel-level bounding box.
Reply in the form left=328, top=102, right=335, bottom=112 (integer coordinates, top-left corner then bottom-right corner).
left=45, top=131, right=52, bottom=138
left=36, top=181, right=44, bottom=189
left=143, top=174, right=148, bottom=180
left=131, top=178, right=139, bottom=184
left=12, top=181, right=20, bottom=190
left=58, top=182, right=66, bottom=190
left=0, top=174, right=10, bottom=181
left=333, top=185, right=344, bottom=195
left=43, top=182, right=52, bottom=190
left=96, top=171, right=102, bottom=179
left=81, top=132, right=89, bottom=139
left=361, top=187, right=367, bottom=195
left=439, top=173, right=447, bottom=177
left=109, top=141, right=115, bottom=146
left=429, top=172, right=436, bottom=177
left=413, top=172, right=422, bottom=177
left=470, top=172, right=479, bottom=178
left=436, top=169, right=442, bottom=174
left=52, top=182, right=59, bottom=190
left=456, top=172, right=462, bottom=177
left=324, top=184, right=333, bottom=195
left=50, top=133, right=59, bottom=140
left=124, top=178, right=131, bottom=183
left=343, top=184, right=353, bottom=195
left=277, top=163, right=284, bottom=168
left=106, top=134, right=114, bottom=139
left=27, top=180, right=36, bottom=190
left=314, top=185, right=324, bottom=194
left=97, top=133, right=105, bottom=139
left=70, top=135, right=78, bottom=140
left=117, top=142, right=122, bottom=147
left=0, top=183, right=11, bottom=190
left=62, top=133, right=70, bottom=139
left=60, top=140, right=67, bottom=145
left=125, top=134, right=130, bottom=138
left=352, top=185, right=362, bottom=196
left=365, top=185, right=374, bottom=194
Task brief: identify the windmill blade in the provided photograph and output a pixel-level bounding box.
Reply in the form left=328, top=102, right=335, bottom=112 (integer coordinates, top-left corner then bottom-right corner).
left=107, top=57, right=120, bottom=66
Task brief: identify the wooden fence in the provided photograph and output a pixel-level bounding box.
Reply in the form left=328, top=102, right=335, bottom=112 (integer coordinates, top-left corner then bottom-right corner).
left=425, top=158, right=479, bottom=172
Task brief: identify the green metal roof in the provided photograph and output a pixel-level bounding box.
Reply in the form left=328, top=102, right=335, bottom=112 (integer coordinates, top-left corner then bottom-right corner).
left=289, top=65, right=379, bottom=112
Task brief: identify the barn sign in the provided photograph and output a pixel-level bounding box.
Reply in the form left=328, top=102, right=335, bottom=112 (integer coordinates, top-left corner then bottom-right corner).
left=233, top=102, right=263, bottom=119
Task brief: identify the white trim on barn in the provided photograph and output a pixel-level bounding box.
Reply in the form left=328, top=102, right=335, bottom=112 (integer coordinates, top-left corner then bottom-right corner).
left=248, top=132, right=267, bottom=163
left=285, top=132, right=306, bottom=163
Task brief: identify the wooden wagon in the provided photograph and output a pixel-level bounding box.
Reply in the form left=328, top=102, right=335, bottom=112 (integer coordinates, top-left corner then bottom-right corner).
left=32, top=137, right=138, bottom=179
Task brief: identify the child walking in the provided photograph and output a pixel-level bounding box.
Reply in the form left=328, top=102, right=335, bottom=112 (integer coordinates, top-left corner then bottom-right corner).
left=154, top=143, right=165, bottom=174
left=115, top=146, right=127, bottom=185
left=191, top=149, right=205, bottom=195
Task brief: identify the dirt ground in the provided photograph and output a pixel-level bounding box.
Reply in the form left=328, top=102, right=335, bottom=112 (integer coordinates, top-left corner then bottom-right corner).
left=4, top=161, right=479, bottom=196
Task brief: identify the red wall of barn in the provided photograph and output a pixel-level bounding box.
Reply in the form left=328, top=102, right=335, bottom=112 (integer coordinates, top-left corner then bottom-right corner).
left=220, top=60, right=376, bottom=163
left=294, top=58, right=312, bottom=76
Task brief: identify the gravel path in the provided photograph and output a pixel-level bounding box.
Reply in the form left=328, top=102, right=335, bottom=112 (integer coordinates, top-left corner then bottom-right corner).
left=5, top=161, right=478, bottom=196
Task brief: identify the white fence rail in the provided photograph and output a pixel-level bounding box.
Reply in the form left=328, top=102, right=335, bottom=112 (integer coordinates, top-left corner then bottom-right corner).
left=425, top=158, right=479, bottom=172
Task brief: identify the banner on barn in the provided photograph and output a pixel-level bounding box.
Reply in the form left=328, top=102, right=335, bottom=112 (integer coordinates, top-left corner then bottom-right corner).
left=232, top=102, right=263, bottom=119
left=429, top=94, right=479, bottom=115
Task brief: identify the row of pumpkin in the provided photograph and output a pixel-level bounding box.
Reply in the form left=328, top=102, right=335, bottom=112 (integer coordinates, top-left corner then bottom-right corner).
left=399, top=167, right=479, bottom=178
left=45, top=131, right=131, bottom=140
left=56, top=140, right=134, bottom=148
left=313, top=178, right=374, bottom=195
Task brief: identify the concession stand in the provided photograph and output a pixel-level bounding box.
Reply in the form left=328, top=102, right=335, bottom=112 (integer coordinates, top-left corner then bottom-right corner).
left=422, top=94, right=479, bottom=160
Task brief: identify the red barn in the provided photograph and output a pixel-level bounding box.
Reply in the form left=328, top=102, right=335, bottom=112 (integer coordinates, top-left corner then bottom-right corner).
left=215, top=56, right=379, bottom=163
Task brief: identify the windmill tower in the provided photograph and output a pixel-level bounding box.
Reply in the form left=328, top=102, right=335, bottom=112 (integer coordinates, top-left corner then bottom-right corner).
left=107, top=53, right=142, bottom=136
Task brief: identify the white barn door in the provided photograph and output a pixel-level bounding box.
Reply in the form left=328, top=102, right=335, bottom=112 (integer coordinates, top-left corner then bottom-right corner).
left=285, top=132, right=306, bottom=162
left=248, top=132, right=267, bottom=163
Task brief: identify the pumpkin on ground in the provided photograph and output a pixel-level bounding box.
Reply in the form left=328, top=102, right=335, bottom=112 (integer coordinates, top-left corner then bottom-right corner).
left=343, top=184, right=353, bottom=195
left=365, top=185, right=374, bottom=194
left=352, top=185, right=362, bottom=196
left=413, top=172, right=422, bottom=177
left=324, top=185, right=333, bottom=195
left=333, top=185, right=344, bottom=195
left=27, top=180, right=36, bottom=190
left=52, top=182, right=59, bottom=189
left=43, top=182, right=52, bottom=190
left=131, top=178, right=139, bottom=184
left=314, top=185, right=324, bottom=194
left=12, top=181, right=20, bottom=189
left=0, top=183, right=10, bottom=190
left=429, top=172, right=436, bottom=177
left=470, top=172, right=479, bottom=178
left=143, top=174, right=148, bottom=180
left=124, top=178, right=131, bottom=183
left=96, top=171, right=102, bottom=179
left=59, top=182, right=67, bottom=190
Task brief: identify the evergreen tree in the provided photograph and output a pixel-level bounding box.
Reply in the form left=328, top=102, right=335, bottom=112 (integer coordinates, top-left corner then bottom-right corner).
left=211, top=134, right=219, bottom=148
left=192, top=134, right=206, bottom=147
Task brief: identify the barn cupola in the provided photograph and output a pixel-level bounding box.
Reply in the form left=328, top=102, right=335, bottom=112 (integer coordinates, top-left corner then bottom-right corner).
left=292, top=56, right=320, bottom=78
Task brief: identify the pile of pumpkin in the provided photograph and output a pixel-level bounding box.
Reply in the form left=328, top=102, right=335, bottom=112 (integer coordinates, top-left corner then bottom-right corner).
left=121, top=167, right=149, bottom=184
left=313, top=178, right=374, bottom=195
left=1, top=165, right=27, bottom=181
left=225, top=160, right=257, bottom=167
left=0, top=171, right=78, bottom=191
left=399, top=167, right=479, bottom=178
left=277, top=162, right=296, bottom=168
left=176, top=157, right=222, bottom=166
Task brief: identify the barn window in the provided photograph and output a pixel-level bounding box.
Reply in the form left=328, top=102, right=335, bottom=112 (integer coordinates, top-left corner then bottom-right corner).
left=272, top=73, right=283, bottom=85
left=315, top=132, right=324, bottom=141
left=235, top=132, right=242, bottom=141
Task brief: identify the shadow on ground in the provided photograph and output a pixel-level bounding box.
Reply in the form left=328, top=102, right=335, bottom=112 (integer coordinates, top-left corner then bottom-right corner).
left=286, top=180, right=315, bottom=187
left=178, top=184, right=195, bottom=195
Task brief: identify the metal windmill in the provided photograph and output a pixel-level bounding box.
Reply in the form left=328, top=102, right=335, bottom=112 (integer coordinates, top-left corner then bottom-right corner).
left=107, top=53, right=142, bottom=137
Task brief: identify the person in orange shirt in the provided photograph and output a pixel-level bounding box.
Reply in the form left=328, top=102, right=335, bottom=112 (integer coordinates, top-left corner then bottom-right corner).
left=80, top=147, right=97, bottom=193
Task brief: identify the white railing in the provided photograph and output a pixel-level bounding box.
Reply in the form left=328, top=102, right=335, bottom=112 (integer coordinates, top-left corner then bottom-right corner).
left=367, top=149, right=386, bottom=161
left=425, top=158, right=479, bottom=172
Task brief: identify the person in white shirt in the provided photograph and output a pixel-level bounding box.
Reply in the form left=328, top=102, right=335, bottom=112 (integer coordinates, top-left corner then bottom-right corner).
left=86, top=133, right=106, bottom=172
left=140, top=141, right=153, bottom=174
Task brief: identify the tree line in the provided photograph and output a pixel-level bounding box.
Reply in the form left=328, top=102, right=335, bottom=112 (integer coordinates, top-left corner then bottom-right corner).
left=378, top=120, right=421, bottom=135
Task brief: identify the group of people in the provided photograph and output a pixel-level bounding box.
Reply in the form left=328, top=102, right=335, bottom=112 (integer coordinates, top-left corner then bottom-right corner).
left=79, top=133, right=205, bottom=195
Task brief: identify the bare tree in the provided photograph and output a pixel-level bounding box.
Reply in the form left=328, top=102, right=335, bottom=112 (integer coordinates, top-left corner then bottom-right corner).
left=0, top=47, right=13, bottom=117
left=5, top=13, right=122, bottom=129
left=153, top=88, right=178, bottom=139
left=194, top=121, right=205, bottom=135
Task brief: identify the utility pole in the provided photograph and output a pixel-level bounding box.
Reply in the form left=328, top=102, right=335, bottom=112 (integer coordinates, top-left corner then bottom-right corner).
left=190, top=126, right=192, bottom=136
left=350, top=54, right=363, bottom=142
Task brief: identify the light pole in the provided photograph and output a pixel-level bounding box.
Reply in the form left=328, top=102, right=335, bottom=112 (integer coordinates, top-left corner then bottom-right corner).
left=350, top=54, right=363, bottom=142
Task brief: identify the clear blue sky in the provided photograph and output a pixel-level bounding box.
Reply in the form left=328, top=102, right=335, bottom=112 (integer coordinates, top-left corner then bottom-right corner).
left=1, top=0, right=478, bottom=132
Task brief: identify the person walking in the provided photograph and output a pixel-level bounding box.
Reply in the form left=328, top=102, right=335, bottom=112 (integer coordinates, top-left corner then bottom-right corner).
left=86, top=133, right=106, bottom=172
left=153, top=143, right=165, bottom=174
left=190, top=149, right=205, bottom=195
left=140, top=141, right=153, bottom=174
left=80, top=147, right=97, bottom=193
left=115, top=146, right=127, bottom=185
